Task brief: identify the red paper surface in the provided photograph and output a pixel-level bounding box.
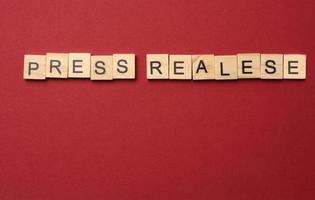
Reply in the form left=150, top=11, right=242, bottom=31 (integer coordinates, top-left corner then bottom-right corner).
left=0, top=0, right=314, bottom=199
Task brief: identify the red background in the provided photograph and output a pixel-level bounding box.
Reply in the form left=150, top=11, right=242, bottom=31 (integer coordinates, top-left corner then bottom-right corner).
left=0, top=0, right=314, bottom=199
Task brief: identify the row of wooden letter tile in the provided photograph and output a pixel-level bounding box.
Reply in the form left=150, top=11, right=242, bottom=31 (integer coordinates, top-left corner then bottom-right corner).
left=24, top=53, right=135, bottom=80
left=24, top=53, right=306, bottom=80
left=148, top=54, right=306, bottom=80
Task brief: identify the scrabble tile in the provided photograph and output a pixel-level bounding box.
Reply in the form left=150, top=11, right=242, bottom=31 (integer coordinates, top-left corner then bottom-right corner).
left=23, top=55, right=46, bottom=80
left=113, top=54, right=136, bottom=79
left=192, top=55, right=215, bottom=80
left=46, top=53, right=68, bottom=78
left=283, top=54, right=306, bottom=79
left=237, top=53, right=260, bottom=79
left=90, top=55, right=113, bottom=80
left=146, top=54, right=169, bottom=79
left=261, top=54, right=283, bottom=79
left=215, top=55, right=238, bottom=80
left=169, top=55, right=192, bottom=80
left=68, top=53, right=91, bottom=78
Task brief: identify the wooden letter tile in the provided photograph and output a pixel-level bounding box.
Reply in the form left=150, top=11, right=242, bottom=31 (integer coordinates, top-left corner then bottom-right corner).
left=169, top=55, right=192, bottom=80
left=215, top=55, right=238, bottom=80
left=90, top=56, right=113, bottom=80
left=46, top=53, right=68, bottom=78
left=146, top=54, right=169, bottom=79
left=192, top=54, right=215, bottom=80
left=113, top=54, right=136, bottom=79
left=237, top=53, right=260, bottom=79
left=23, top=55, right=46, bottom=80
left=261, top=54, right=283, bottom=79
left=283, top=54, right=306, bottom=79
left=68, top=53, right=91, bottom=78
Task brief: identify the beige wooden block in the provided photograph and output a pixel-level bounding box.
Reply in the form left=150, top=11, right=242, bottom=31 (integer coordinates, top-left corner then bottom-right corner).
left=146, top=54, right=169, bottom=79
left=169, top=55, right=192, bottom=80
left=68, top=53, right=91, bottom=78
left=237, top=53, right=260, bottom=79
left=46, top=53, right=68, bottom=78
left=113, top=54, right=135, bottom=79
left=261, top=54, right=283, bottom=79
left=90, top=56, right=113, bottom=80
left=23, top=55, right=46, bottom=80
left=283, top=54, right=306, bottom=79
left=215, top=55, right=238, bottom=80
left=192, top=55, right=215, bottom=80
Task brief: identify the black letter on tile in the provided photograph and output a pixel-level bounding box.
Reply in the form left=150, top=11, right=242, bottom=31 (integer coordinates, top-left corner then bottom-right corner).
left=95, top=61, right=106, bottom=75
left=28, top=62, right=39, bottom=75
left=288, top=61, right=299, bottom=74
left=265, top=60, right=276, bottom=74
left=196, top=60, right=208, bottom=73
left=241, top=60, right=253, bottom=74
left=117, top=59, right=128, bottom=73
left=50, top=60, right=62, bottom=74
left=174, top=61, right=184, bottom=75
left=73, top=60, right=83, bottom=73
left=220, top=62, right=230, bottom=76
left=150, top=61, right=162, bottom=75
